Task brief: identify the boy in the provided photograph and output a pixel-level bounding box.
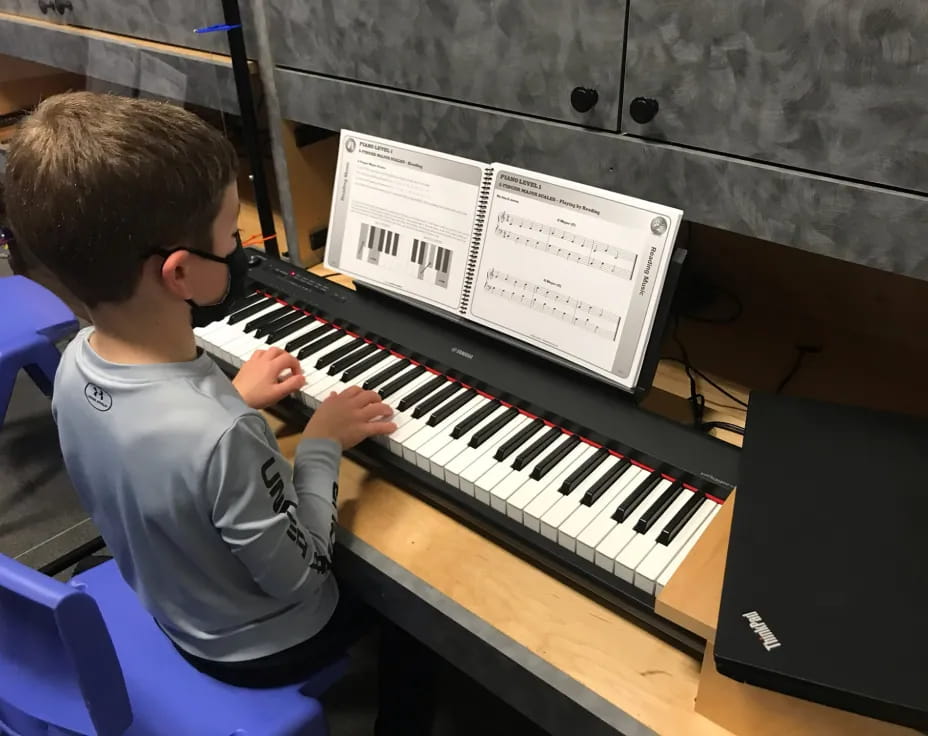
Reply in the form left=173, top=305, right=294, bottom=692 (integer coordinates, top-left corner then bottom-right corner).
left=4, top=92, right=433, bottom=733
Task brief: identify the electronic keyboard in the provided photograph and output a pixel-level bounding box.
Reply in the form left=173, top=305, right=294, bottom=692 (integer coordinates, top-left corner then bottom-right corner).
left=195, top=249, right=738, bottom=651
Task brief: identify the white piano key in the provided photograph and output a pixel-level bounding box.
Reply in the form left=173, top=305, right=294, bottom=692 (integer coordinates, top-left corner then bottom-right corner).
left=463, top=415, right=533, bottom=500
left=404, top=394, right=482, bottom=467
left=444, top=411, right=525, bottom=494
left=323, top=352, right=403, bottom=407
left=634, top=496, right=716, bottom=595
left=378, top=373, right=446, bottom=446
left=476, top=462, right=518, bottom=510
left=504, top=441, right=592, bottom=521
left=575, top=468, right=654, bottom=562
left=539, top=455, right=624, bottom=542
left=593, top=478, right=671, bottom=572
left=265, top=321, right=328, bottom=352
left=435, top=405, right=509, bottom=485
left=387, top=381, right=454, bottom=454
left=614, top=488, right=694, bottom=583
left=655, top=503, right=721, bottom=595
left=519, top=444, right=597, bottom=531
left=559, top=466, right=646, bottom=554
left=399, top=385, right=466, bottom=463
left=417, top=396, right=492, bottom=471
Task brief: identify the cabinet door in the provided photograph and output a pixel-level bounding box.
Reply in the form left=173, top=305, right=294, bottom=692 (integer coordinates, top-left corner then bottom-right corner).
left=623, top=0, right=928, bottom=192
left=0, top=0, right=255, bottom=54
left=266, top=0, right=625, bottom=130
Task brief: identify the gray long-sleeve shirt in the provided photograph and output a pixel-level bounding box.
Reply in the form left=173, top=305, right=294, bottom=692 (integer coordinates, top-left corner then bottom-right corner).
left=52, top=328, right=340, bottom=661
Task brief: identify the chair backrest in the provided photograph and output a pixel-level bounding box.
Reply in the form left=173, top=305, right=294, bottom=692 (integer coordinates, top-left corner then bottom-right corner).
left=0, top=275, right=79, bottom=343
left=0, top=554, right=131, bottom=736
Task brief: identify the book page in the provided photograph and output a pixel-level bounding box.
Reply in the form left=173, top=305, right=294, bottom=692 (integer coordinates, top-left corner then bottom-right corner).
left=325, top=130, right=485, bottom=313
left=467, top=165, right=681, bottom=390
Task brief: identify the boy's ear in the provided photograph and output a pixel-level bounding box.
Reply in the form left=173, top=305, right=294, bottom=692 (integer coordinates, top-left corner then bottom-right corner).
left=156, top=250, right=196, bottom=301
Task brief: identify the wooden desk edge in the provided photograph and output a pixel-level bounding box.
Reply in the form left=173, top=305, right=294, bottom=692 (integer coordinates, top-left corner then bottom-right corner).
left=335, top=525, right=659, bottom=736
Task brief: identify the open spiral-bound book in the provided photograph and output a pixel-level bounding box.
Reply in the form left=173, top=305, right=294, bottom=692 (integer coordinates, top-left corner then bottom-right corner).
left=324, top=130, right=682, bottom=393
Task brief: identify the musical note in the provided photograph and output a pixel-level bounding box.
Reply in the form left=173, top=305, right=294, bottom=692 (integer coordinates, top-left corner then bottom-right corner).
left=495, top=212, right=638, bottom=280
left=482, top=268, right=621, bottom=338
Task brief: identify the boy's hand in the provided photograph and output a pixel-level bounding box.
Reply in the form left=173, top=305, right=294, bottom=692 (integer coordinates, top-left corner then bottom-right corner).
left=303, top=385, right=397, bottom=449
left=233, top=348, right=306, bottom=409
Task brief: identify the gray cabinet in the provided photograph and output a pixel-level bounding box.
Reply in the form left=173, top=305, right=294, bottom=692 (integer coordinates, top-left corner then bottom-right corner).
left=624, top=0, right=928, bottom=194
left=266, top=0, right=625, bottom=130
left=0, top=0, right=255, bottom=54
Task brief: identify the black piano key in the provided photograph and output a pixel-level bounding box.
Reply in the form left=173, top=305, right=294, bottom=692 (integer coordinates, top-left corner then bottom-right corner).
left=582, top=458, right=632, bottom=506
left=341, top=350, right=390, bottom=383
left=657, top=491, right=706, bottom=545
left=231, top=292, right=265, bottom=311
left=612, top=472, right=664, bottom=522
left=468, top=406, right=519, bottom=448
left=494, top=419, right=543, bottom=461
left=412, top=383, right=460, bottom=419
left=451, top=400, right=498, bottom=439
left=328, top=342, right=378, bottom=375
left=228, top=298, right=275, bottom=325
left=559, top=447, right=610, bottom=495
left=286, top=323, right=330, bottom=353
left=255, top=310, right=303, bottom=339
left=378, top=366, right=425, bottom=399
left=296, top=331, right=343, bottom=361
left=529, top=434, right=581, bottom=480
left=316, top=337, right=363, bottom=369
left=427, top=389, right=475, bottom=426
left=397, top=375, right=447, bottom=412
left=363, top=359, right=409, bottom=390
left=244, top=304, right=290, bottom=333
left=267, top=314, right=315, bottom=345
left=512, top=426, right=561, bottom=470
left=634, top=480, right=683, bottom=533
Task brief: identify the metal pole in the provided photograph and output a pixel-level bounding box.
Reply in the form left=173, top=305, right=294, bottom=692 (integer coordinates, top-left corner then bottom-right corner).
left=220, top=0, right=279, bottom=258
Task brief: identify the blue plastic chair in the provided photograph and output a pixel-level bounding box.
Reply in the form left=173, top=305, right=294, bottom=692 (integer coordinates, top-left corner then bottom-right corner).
left=0, top=275, right=79, bottom=427
left=0, top=554, right=346, bottom=735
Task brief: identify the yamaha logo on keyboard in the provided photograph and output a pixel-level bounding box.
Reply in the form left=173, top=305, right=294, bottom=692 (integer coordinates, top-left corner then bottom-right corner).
left=451, top=347, right=474, bottom=360
left=743, top=611, right=782, bottom=651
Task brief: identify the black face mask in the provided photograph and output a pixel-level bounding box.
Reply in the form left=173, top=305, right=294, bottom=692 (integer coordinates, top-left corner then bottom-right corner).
left=153, top=242, right=250, bottom=328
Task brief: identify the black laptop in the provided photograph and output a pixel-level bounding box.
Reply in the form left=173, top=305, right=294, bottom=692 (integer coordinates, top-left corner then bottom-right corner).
left=715, top=391, right=928, bottom=731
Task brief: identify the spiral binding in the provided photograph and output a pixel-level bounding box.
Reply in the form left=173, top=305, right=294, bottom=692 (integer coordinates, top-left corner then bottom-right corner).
left=460, top=166, right=494, bottom=314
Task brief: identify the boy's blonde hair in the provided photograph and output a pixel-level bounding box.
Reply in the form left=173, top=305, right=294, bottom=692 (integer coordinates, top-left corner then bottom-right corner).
left=3, top=92, right=237, bottom=307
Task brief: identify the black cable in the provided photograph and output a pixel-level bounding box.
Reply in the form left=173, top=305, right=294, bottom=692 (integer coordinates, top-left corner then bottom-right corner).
left=776, top=346, right=818, bottom=393
left=698, top=420, right=745, bottom=436
left=681, top=285, right=743, bottom=324
left=662, top=356, right=749, bottom=409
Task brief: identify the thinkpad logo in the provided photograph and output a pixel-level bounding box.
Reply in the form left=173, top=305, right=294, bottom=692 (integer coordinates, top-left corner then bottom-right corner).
left=84, top=383, right=112, bottom=412
left=743, top=611, right=781, bottom=651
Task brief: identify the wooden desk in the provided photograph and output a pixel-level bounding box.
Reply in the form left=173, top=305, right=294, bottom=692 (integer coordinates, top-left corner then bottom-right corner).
left=266, top=266, right=916, bottom=736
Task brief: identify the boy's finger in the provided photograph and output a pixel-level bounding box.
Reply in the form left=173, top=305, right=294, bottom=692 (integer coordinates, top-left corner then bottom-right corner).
left=269, top=351, right=302, bottom=374
left=275, top=373, right=306, bottom=396
left=339, top=385, right=364, bottom=400
left=364, top=419, right=397, bottom=436
left=360, top=402, right=393, bottom=421
left=265, top=346, right=285, bottom=358
left=350, top=389, right=384, bottom=407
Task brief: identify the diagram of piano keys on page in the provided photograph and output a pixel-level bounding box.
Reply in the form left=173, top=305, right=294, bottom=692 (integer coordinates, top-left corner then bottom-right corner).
left=496, top=211, right=637, bottom=280
left=411, top=238, right=453, bottom=288
left=358, top=222, right=400, bottom=265
left=483, top=268, right=621, bottom=338
left=356, top=223, right=454, bottom=289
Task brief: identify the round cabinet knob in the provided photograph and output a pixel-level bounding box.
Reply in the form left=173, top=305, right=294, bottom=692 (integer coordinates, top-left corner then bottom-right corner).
left=38, top=0, right=71, bottom=13
left=629, top=97, right=659, bottom=124
left=570, top=87, right=599, bottom=114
